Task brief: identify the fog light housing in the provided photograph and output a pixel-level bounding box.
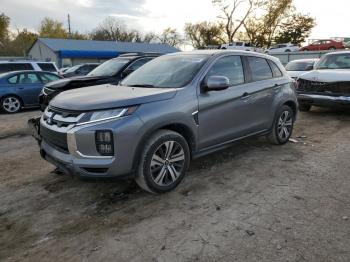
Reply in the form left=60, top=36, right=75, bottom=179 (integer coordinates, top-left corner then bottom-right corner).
left=95, top=130, right=114, bottom=156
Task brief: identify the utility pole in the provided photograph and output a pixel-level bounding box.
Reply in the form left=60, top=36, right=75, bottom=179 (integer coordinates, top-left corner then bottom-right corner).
left=67, top=14, right=71, bottom=38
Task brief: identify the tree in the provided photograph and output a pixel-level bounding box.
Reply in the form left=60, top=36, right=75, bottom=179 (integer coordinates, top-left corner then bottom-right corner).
left=243, top=0, right=294, bottom=47
left=184, top=21, right=224, bottom=49
left=90, top=17, right=155, bottom=43
left=10, top=29, right=38, bottom=56
left=212, top=0, right=263, bottom=43
left=0, top=13, right=10, bottom=48
left=157, top=27, right=184, bottom=48
left=38, top=17, right=68, bottom=38
left=274, top=13, right=316, bottom=45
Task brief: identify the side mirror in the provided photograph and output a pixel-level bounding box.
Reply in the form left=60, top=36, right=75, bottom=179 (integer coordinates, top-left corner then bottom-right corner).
left=305, top=65, right=313, bottom=71
left=203, top=76, right=230, bottom=92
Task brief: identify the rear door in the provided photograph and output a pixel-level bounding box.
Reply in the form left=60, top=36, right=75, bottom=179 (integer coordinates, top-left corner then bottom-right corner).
left=241, top=56, right=281, bottom=131
left=16, top=72, right=43, bottom=105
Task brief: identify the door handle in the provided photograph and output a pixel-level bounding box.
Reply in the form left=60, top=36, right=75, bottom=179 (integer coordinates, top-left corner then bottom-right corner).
left=273, top=84, right=280, bottom=91
left=241, top=92, right=252, bottom=99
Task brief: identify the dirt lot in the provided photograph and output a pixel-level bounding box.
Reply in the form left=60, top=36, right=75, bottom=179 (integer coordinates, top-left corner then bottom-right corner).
left=0, top=108, right=349, bottom=262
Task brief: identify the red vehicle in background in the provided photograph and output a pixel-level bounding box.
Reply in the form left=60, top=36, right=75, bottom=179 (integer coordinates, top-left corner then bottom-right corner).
left=300, top=39, right=344, bottom=51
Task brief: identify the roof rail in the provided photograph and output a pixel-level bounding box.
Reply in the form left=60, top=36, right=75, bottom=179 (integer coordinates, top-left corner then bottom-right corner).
left=119, top=52, right=163, bottom=57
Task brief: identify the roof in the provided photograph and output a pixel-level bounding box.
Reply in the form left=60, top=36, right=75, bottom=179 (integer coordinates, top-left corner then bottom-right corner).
left=33, top=38, right=179, bottom=56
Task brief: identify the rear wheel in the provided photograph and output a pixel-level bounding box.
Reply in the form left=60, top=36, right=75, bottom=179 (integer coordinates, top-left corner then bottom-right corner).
left=299, top=103, right=311, bottom=112
left=268, top=105, right=295, bottom=145
left=135, top=130, right=190, bottom=194
left=1, top=96, right=22, bottom=113
left=329, top=47, right=336, bottom=50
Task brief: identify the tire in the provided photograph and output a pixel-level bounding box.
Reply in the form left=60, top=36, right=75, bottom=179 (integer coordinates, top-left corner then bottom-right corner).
left=135, top=130, right=190, bottom=194
left=1, top=95, right=22, bottom=113
left=303, top=48, right=309, bottom=52
left=268, top=105, right=295, bottom=145
left=328, top=47, right=336, bottom=50
left=299, top=103, right=311, bottom=112
left=285, top=49, right=291, bottom=52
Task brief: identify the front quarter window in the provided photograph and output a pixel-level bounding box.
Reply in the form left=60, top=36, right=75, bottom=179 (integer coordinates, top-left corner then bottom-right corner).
left=121, top=54, right=209, bottom=88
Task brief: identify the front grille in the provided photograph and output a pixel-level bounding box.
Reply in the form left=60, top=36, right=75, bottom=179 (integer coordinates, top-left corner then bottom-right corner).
left=41, top=125, right=68, bottom=152
left=42, top=106, right=84, bottom=128
left=41, top=106, right=85, bottom=153
left=297, top=79, right=350, bottom=95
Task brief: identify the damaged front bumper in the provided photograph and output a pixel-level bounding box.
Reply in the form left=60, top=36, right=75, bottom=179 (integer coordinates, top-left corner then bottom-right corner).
left=297, top=93, right=350, bottom=107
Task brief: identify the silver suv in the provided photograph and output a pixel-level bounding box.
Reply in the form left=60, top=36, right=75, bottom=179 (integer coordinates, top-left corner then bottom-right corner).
left=34, top=51, right=297, bottom=193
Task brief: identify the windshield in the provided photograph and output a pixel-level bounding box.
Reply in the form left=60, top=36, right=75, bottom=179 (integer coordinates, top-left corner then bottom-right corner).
left=315, top=53, right=350, bottom=70
left=88, top=58, right=131, bottom=76
left=286, top=61, right=315, bottom=71
left=121, top=54, right=209, bottom=88
left=64, top=65, right=81, bottom=73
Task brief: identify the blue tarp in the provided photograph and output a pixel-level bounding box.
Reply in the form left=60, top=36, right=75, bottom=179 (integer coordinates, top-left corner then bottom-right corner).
left=58, top=50, right=119, bottom=59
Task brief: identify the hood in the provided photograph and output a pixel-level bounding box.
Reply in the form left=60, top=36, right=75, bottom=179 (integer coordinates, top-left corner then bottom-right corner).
left=299, top=69, right=350, bottom=82
left=45, top=75, right=113, bottom=90
left=50, top=84, right=177, bottom=111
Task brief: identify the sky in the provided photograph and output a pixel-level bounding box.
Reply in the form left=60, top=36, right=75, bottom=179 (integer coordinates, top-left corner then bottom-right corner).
left=2, top=0, right=349, bottom=41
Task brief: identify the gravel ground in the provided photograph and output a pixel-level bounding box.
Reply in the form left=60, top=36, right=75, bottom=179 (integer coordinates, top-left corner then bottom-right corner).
left=0, top=108, right=349, bottom=262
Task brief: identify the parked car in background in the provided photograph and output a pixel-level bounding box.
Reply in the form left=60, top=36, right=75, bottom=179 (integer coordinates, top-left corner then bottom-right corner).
left=0, top=71, right=62, bottom=113
left=285, top=59, right=319, bottom=79
left=265, top=43, right=300, bottom=54
left=300, top=40, right=344, bottom=51
left=61, top=63, right=100, bottom=78
left=32, top=50, right=297, bottom=193
left=59, top=67, right=70, bottom=75
left=219, top=42, right=263, bottom=53
left=39, top=53, right=160, bottom=110
left=296, top=51, right=350, bottom=111
left=0, top=61, right=59, bottom=74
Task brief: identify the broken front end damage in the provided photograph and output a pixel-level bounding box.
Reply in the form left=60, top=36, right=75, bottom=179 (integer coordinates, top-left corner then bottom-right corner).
left=296, top=79, right=350, bottom=107
left=28, top=117, right=42, bottom=144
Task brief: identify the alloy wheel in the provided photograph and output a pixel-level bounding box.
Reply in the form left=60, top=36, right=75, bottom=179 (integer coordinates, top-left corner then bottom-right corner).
left=277, top=110, right=293, bottom=141
left=2, top=97, right=21, bottom=113
left=150, top=141, right=185, bottom=187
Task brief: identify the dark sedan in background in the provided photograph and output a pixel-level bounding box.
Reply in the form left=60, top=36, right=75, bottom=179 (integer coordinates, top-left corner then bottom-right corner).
left=61, top=63, right=100, bottom=78
left=0, top=71, right=61, bottom=113
left=39, top=53, right=160, bottom=110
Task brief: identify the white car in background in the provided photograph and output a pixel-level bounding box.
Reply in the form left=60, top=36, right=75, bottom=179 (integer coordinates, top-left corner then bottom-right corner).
left=219, top=42, right=263, bottom=53
left=265, top=43, right=300, bottom=54
left=285, top=59, right=319, bottom=79
left=0, top=61, right=59, bottom=74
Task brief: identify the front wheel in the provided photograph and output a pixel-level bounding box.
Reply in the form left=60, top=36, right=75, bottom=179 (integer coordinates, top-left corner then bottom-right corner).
left=1, top=96, right=22, bottom=113
left=135, top=130, right=190, bottom=194
left=268, top=105, right=295, bottom=145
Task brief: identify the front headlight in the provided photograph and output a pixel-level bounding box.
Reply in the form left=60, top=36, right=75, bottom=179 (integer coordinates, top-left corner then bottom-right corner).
left=77, top=106, right=138, bottom=126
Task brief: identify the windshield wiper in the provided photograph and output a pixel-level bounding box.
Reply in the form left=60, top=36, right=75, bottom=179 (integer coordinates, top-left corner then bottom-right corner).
left=128, top=84, right=155, bottom=88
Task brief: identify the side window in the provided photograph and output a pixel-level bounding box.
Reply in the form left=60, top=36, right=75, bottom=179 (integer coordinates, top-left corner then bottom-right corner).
left=269, top=61, right=283, bottom=77
left=40, top=73, right=60, bottom=83
left=18, top=73, right=41, bottom=84
left=247, top=57, right=273, bottom=81
left=0, top=64, right=11, bottom=73
left=37, top=63, right=57, bottom=72
left=126, top=58, right=153, bottom=72
left=8, top=75, right=18, bottom=84
left=11, top=63, right=34, bottom=71
left=206, top=56, right=245, bottom=86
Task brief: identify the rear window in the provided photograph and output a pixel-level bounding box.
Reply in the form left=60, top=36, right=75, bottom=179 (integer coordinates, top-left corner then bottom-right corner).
left=38, top=63, right=57, bottom=72
left=0, top=63, right=34, bottom=73
left=247, top=57, right=273, bottom=81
